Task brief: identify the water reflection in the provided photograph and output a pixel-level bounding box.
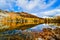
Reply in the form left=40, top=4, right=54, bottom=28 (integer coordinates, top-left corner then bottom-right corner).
left=45, top=22, right=60, bottom=27
left=29, top=23, right=60, bottom=32
left=0, top=22, right=60, bottom=33
left=0, top=21, right=60, bottom=32
left=0, top=23, right=60, bottom=40
left=0, top=21, right=60, bottom=40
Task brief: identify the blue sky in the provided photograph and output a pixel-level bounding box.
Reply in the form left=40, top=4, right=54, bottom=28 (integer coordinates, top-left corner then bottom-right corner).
left=0, top=0, right=60, bottom=17
left=0, top=0, right=60, bottom=14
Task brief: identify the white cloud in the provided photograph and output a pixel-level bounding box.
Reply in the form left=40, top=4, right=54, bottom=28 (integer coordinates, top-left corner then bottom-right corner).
left=40, top=9, right=60, bottom=16
left=0, top=0, right=58, bottom=13
left=30, top=8, right=60, bottom=18
left=29, top=9, right=60, bottom=17
left=55, top=14, right=60, bottom=16
left=16, top=0, right=40, bottom=10
left=16, top=0, right=57, bottom=10
left=25, top=0, right=39, bottom=10
left=0, top=0, right=16, bottom=11
left=38, top=0, right=57, bottom=9
left=0, top=0, right=7, bottom=8
left=31, top=13, right=37, bottom=15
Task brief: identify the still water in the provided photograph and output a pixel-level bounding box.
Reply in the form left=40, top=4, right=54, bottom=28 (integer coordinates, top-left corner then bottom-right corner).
left=0, top=23, right=60, bottom=34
